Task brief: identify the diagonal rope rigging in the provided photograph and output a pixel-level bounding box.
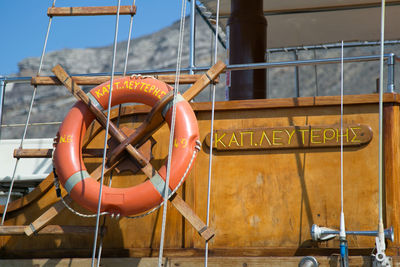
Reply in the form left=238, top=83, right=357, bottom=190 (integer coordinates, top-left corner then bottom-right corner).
left=91, top=1, right=122, bottom=266
left=95, top=2, right=136, bottom=266
left=158, top=0, right=187, bottom=266
left=1, top=0, right=57, bottom=226
left=204, top=0, right=220, bottom=266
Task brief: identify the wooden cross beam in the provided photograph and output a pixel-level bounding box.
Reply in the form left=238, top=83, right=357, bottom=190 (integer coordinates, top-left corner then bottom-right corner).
left=23, top=61, right=226, bottom=241
left=47, top=5, right=136, bottom=17
left=31, top=74, right=207, bottom=86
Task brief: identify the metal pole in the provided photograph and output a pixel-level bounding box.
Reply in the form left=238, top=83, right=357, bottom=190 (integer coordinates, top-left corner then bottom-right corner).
left=0, top=79, right=5, bottom=139
left=387, top=53, right=395, bottom=92
left=2, top=54, right=392, bottom=81
left=189, top=0, right=196, bottom=75
left=294, top=50, right=300, bottom=97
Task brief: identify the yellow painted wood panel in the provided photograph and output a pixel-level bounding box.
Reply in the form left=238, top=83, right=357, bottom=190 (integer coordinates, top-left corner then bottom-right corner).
left=191, top=104, right=380, bottom=249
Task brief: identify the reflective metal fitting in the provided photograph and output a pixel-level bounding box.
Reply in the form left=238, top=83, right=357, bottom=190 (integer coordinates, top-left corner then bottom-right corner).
left=299, top=256, right=319, bottom=267
left=311, top=224, right=394, bottom=242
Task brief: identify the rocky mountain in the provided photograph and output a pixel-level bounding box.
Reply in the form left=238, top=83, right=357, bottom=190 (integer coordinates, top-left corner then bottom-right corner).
left=2, top=15, right=226, bottom=139
left=2, top=14, right=400, bottom=139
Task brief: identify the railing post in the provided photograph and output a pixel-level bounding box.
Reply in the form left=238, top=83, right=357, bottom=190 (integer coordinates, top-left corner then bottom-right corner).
left=0, top=79, right=5, bottom=139
left=387, top=53, right=395, bottom=93
left=189, top=0, right=196, bottom=75
left=293, top=50, right=300, bottom=97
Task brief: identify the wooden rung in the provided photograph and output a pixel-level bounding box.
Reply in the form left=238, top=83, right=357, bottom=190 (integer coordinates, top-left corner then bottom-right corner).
left=14, top=148, right=104, bottom=158
left=0, top=225, right=105, bottom=235
left=47, top=5, right=136, bottom=17
left=31, top=74, right=208, bottom=86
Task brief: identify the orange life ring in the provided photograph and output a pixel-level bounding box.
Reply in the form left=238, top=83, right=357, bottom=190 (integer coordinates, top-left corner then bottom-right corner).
left=53, top=76, right=199, bottom=216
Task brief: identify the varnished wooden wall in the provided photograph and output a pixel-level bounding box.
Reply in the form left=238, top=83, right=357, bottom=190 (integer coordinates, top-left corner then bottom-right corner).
left=1, top=93, right=399, bottom=258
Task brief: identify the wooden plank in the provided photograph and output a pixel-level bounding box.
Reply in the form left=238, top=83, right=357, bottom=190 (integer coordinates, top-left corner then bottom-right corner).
left=383, top=104, right=400, bottom=249
left=191, top=92, right=400, bottom=112
left=24, top=160, right=118, bottom=236
left=169, top=193, right=214, bottom=241
left=108, top=60, right=226, bottom=166
left=13, top=148, right=105, bottom=158
left=31, top=74, right=206, bottom=86
left=0, top=247, right=378, bottom=259
left=0, top=225, right=103, bottom=235
left=204, top=124, right=373, bottom=151
left=24, top=196, right=72, bottom=236
left=24, top=64, right=219, bottom=240
left=52, top=64, right=151, bottom=171
left=0, top=174, right=54, bottom=213
left=107, top=91, right=174, bottom=166
left=47, top=5, right=136, bottom=17
left=0, top=256, right=376, bottom=267
left=182, top=61, right=226, bottom=101
left=170, top=256, right=373, bottom=267
left=98, top=93, right=399, bottom=118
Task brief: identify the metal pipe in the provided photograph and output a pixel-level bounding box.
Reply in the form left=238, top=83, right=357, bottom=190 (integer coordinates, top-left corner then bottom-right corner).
left=1, top=54, right=395, bottom=83
left=293, top=51, right=300, bottom=97
left=267, top=40, right=400, bottom=53
left=227, top=54, right=393, bottom=71
left=1, top=121, right=61, bottom=128
left=1, top=54, right=396, bottom=84
left=311, top=224, right=394, bottom=242
left=189, top=0, right=196, bottom=75
left=387, top=53, right=395, bottom=92
left=195, top=4, right=226, bottom=49
left=0, top=79, right=5, bottom=139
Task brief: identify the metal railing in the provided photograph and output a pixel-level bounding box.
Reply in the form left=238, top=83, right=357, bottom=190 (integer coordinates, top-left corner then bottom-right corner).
left=0, top=53, right=396, bottom=134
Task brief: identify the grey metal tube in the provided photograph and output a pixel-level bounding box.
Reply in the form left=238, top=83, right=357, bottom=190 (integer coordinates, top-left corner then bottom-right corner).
left=294, top=51, right=300, bottom=97
left=227, top=54, right=393, bottom=71
left=189, top=0, right=196, bottom=75
left=268, top=40, right=400, bottom=53
left=0, top=81, right=5, bottom=121
left=0, top=79, right=5, bottom=139
left=387, top=53, right=395, bottom=92
left=1, top=54, right=395, bottom=83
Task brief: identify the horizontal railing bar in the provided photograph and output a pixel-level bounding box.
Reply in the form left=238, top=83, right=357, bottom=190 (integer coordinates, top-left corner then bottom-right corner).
left=226, top=54, right=393, bottom=71
left=1, top=122, right=62, bottom=128
left=267, top=40, right=400, bottom=53
left=1, top=54, right=395, bottom=84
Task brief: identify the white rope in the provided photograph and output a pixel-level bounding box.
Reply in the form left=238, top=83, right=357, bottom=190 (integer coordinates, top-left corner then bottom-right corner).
left=53, top=176, right=109, bottom=218
left=96, top=2, right=136, bottom=265
left=91, top=1, right=121, bottom=266
left=205, top=0, right=220, bottom=266
left=53, top=141, right=200, bottom=220
left=158, top=0, right=187, bottom=265
left=377, top=0, right=386, bottom=253
left=130, top=74, right=156, bottom=79
left=1, top=0, right=56, bottom=225
left=126, top=142, right=201, bottom=219
left=339, top=41, right=346, bottom=240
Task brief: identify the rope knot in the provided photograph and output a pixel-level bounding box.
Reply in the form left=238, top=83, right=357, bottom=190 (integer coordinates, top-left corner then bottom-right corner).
left=130, top=74, right=156, bottom=80
left=195, top=140, right=202, bottom=151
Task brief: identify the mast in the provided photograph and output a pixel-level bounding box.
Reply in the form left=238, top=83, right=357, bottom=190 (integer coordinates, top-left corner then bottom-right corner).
left=227, top=0, right=267, bottom=100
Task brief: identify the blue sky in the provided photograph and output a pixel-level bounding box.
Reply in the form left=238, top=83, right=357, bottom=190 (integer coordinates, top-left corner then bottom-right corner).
left=0, top=0, right=186, bottom=76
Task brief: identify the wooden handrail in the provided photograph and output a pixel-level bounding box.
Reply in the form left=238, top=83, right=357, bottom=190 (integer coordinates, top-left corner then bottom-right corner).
left=31, top=74, right=207, bottom=86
